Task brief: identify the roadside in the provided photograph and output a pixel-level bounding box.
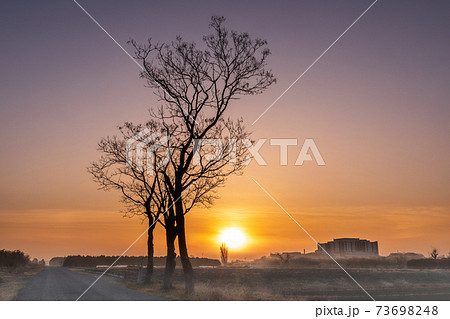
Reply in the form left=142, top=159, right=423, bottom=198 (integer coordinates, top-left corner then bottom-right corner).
left=68, top=267, right=176, bottom=300
left=14, top=267, right=166, bottom=300
left=0, top=265, right=44, bottom=300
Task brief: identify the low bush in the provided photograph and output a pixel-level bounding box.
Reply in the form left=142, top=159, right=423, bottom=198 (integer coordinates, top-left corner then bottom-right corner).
left=0, top=250, right=30, bottom=268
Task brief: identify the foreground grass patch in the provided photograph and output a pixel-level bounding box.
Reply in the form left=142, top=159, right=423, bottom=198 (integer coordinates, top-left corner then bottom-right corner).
left=0, top=265, right=44, bottom=300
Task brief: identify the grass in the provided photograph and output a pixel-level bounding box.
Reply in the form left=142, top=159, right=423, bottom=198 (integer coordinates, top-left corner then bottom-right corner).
left=97, top=266, right=450, bottom=301
left=0, top=265, right=44, bottom=301
left=127, top=281, right=280, bottom=301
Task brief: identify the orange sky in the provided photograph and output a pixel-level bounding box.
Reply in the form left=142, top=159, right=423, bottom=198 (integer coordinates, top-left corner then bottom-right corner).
left=1, top=165, right=449, bottom=261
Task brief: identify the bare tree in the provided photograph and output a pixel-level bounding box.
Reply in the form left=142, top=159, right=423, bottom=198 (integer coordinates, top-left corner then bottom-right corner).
left=88, top=121, right=174, bottom=284
left=220, top=243, right=228, bottom=266
left=130, top=16, right=276, bottom=294
left=430, top=248, right=439, bottom=260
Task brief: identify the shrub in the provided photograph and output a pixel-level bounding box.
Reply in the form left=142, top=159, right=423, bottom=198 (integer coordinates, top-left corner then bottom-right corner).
left=0, top=249, right=30, bottom=268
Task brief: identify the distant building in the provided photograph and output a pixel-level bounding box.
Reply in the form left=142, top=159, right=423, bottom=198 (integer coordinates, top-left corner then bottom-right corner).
left=49, top=257, right=65, bottom=267
left=316, top=238, right=379, bottom=258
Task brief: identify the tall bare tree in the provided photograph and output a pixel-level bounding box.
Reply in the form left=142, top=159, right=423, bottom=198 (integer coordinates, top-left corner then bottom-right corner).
left=130, top=16, right=276, bottom=293
left=220, top=243, right=228, bottom=266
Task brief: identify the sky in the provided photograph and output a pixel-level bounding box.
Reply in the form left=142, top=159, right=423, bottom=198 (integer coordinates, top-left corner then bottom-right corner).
left=0, top=0, right=449, bottom=261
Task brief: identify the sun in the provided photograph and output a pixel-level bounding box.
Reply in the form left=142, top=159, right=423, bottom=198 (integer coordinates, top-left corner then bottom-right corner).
left=219, top=228, right=247, bottom=249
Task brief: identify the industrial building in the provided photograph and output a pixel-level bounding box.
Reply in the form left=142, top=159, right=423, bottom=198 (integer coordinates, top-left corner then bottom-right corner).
left=316, top=238, right=379, bottom=258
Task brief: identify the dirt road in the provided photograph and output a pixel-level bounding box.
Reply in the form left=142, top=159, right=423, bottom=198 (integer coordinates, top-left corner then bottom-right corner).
left=15, top=267, right=165, bottom=301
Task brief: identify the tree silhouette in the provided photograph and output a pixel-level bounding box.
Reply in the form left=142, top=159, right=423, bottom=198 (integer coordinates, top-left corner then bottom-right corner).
left=0, top=249, right=29, bottom=268
left=220, top=243, right=228, bottom=266
left=130, top=16, right=276, bottom=294
left=430, top=248, right=439, bottom=260
left=88, top=121, right=174, bottom=284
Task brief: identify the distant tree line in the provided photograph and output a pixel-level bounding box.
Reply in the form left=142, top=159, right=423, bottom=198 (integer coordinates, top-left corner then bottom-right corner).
left=62, top=255, right=220, bottom=268
left=253, top=255, right=450, bottom=269
left=407, top=258, right=450, bottom=269
left=0, top=249, right=29, bottom=268
left=49, top=257, right=65, bottom=267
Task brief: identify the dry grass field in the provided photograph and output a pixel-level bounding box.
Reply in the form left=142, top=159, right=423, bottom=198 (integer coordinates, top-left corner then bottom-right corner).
left=0, top=265, right=44, bottom=300
left=99, top=266, right=450, bottom=301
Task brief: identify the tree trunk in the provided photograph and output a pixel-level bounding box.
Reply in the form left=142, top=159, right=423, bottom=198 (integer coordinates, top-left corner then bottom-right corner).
left=175, top=199, right=194, bottom=294
left=163, top=213, right=177, bottom=290
left=145, top=214, right=154, bottom=284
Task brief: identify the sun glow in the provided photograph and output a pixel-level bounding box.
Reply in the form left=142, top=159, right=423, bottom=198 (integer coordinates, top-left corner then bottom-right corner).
left=219, top=228, right=247, bottom=249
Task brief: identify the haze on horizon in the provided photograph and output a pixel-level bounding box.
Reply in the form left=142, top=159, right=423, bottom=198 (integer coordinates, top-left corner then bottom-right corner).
left=0, top=0, right=449, bottom=261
